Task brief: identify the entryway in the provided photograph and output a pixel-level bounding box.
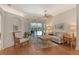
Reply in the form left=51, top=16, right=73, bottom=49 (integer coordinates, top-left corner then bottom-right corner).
left=31, top=22, right=43, bottom=36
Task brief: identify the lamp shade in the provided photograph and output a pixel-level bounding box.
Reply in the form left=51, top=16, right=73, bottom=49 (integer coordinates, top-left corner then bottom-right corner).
left=70, top=25, right=76, bottom=32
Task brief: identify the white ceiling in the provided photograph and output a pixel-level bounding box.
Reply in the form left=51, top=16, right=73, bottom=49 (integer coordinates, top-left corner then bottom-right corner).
left=11, top=4, right=76, bottom=16
left=0, top=5, right=25, bottom=17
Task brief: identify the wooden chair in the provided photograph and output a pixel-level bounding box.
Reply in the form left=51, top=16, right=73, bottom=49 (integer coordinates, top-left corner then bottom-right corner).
left=63, top=33, right=70, bottom=44
left=63, top=33, right=76, bottom=49
left=13, top=32, right=29, bottom=47
left=69, top=33, right=76, bottom=48
left=13, top=32, right=20, bottom=47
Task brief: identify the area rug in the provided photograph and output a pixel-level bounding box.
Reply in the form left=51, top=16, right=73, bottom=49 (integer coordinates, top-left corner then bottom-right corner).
left=29, top=36, right=58, bottom=49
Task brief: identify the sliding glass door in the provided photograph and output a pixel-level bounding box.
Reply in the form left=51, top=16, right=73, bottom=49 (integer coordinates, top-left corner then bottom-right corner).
left=31, top=23, right=43, bottom=36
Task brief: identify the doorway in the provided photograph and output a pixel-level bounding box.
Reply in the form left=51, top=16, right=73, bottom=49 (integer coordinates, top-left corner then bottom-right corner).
left=31, top=23, right=43, bottom=36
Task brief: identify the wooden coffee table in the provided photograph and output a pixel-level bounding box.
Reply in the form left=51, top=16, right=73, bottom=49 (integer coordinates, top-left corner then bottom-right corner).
left=39, top=35, right=53, bottom=41
left=39, top=35, right=53, bottom=45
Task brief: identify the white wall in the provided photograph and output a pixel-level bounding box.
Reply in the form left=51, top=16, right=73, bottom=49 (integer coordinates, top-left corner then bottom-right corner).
left=53, top=8, right=76, bottom=33
left=0, top=8, right=4, bottom=50
left=0, top=13, right=1, bottom=32
left=76, top=5, right=79, bottom=50
left=0, top=11, right=1, bottom=50
left=1, top=9, right=24, bottom=49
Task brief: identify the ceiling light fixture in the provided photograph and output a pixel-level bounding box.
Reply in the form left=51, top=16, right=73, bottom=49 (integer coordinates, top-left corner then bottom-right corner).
left=44, top=10, right=52, bottom=19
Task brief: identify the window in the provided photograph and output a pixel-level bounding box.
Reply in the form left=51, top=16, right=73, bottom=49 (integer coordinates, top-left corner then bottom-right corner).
left=31, top=23, right=43, bottom=36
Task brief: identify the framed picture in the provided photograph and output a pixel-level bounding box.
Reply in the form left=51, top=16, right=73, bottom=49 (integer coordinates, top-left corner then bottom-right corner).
left=13, top=25, right=18, bottom=32
left=55, top=23, right=64, bottom=30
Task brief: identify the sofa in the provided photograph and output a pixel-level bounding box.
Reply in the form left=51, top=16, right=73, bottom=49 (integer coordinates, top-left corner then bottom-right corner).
left=50, top=32, right=64, bottom=44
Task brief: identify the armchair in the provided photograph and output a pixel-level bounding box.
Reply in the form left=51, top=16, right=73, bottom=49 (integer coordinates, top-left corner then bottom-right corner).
left=13, top=32, right=29, bottom=47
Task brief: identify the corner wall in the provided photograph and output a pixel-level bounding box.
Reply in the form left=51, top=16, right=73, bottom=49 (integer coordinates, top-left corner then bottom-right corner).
left=76, top=5, right=79, bottom=50
left=53, top=8, right=76, bottom=33
left=1, top=9, right=24, bottom=49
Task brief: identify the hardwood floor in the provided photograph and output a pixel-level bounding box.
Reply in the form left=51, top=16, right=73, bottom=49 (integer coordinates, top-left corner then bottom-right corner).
left=0, top=42, right=79, bottom=55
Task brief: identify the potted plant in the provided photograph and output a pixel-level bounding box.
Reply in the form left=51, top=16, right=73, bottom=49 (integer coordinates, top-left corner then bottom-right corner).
left=23, top=32, right=31, bottom=38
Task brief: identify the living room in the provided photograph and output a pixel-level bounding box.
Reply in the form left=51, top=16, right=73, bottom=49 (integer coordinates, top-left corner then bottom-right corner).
left=0, top=4, right=78, bottom=55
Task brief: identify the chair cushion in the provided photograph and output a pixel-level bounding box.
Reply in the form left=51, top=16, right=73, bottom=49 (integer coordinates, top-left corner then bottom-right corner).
left=20, top=38, right=29, bottom=43
left=15, top=32, right=23, bottom=38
